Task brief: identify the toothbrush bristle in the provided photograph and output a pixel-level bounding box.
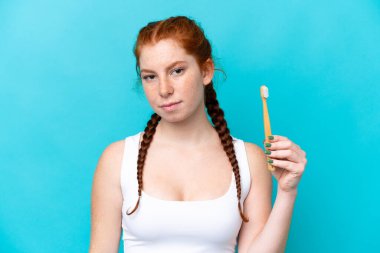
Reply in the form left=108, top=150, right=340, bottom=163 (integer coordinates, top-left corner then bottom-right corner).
left=261, top=86, right=269, bottom=98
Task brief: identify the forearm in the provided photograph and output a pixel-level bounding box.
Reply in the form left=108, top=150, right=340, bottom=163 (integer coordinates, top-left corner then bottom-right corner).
left=247, top=186, right=297, bottom=253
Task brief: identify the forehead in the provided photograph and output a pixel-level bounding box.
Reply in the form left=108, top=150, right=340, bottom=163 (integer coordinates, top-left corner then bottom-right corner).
left=139, top=39, right=196, bottom=69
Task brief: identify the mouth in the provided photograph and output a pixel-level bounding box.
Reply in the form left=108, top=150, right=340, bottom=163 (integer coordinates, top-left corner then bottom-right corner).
left=160, top=101, right=181, bottom=108
left=160, top=101, right=182, bottom=112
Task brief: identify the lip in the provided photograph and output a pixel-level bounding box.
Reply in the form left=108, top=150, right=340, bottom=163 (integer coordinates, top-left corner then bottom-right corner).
left=160, top=101, right=181, bottom=112
left=160, top=101, right=181, bottom=108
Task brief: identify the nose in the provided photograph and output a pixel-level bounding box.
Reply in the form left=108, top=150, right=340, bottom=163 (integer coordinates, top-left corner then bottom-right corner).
left=159, top=77, right=174, bottom=97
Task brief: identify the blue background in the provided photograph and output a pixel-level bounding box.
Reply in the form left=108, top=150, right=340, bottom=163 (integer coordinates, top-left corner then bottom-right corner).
left=1, top=0, right=379, bottom=252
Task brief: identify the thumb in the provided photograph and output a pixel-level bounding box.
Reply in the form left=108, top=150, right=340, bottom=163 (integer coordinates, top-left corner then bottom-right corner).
left=271, top=166, right=284, bottom=181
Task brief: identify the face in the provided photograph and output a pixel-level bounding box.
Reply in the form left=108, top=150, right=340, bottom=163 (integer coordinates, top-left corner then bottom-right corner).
left=138, top=38, right=214, bottom=123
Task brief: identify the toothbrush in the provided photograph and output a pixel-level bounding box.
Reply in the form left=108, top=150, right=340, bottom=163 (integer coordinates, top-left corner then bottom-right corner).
left=260, top=85, right=275, bottom=172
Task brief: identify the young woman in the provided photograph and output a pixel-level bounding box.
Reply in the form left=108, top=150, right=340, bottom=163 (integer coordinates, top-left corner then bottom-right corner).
left=89, top=16, right=307, bottom=253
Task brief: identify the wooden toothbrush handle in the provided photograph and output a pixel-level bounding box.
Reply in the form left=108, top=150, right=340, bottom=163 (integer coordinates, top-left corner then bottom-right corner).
left=262, top=98, right=275, bottom=172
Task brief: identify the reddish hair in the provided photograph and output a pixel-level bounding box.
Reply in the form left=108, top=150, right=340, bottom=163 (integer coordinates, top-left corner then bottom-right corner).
left=127, top=16, right=249, bottom=223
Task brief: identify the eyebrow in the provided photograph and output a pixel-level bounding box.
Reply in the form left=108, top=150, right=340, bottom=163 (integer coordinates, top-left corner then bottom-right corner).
left=140, top=60, right=187, bottom=74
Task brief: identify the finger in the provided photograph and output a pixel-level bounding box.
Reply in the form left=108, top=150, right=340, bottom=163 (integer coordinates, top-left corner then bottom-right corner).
left=266, top=149, right=303, bottom=163
left=266, top=135, right=289, bottom=142
left=268, top=137, right=303, bottom=155
left=263, top=134, right=287, bottom=144
left=265, top=139, right=297, bottom=152
left=264, top=136, right=307, bottom=164
left=267, top=158, right=303, bottom=174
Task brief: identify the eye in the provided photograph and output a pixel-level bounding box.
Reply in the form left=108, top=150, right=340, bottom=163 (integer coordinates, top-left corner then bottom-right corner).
left=142, top=74, right=155, bottom=81
left=171, top=67, right=185, bottom=76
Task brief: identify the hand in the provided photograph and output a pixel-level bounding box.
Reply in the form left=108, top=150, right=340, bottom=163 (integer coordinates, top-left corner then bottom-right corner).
left=263, top=135, right=308, bottom=194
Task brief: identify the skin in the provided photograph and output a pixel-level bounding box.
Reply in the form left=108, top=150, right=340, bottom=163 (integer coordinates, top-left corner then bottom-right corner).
left=138, top=38, right=217, bottom=147
left=89, top=38, right=308, bottom=253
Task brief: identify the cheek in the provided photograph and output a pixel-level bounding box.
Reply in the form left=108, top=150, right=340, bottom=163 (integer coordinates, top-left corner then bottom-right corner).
left=183, top=74, right=204, bottom=96
left=182, top=82, right=205, bottom=107
left=142, top=86, right=157, bottom=105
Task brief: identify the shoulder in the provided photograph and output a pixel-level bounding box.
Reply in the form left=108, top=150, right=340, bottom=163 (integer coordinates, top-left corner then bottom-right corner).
left=241, top=140, right=271, bottom=185
left=97, top=131, right=141, bottom=168
left=242, top=141, right=266, bottom=163
left=233, top=137, right=272, bottom=188
left=94, top=139, right=126, bottom=184
left=98, top=139, right=125, bottom=166
left=236, top=138, right=267, bottom=173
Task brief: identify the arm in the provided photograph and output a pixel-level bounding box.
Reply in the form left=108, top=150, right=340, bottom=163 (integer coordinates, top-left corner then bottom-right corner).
left=89, top=140, right=125, bottom=253
left=237, top=143, right=273, bottom=253
left=247, top=187, right=297, bottom=253
left=238, top=136, right=306, bottom=253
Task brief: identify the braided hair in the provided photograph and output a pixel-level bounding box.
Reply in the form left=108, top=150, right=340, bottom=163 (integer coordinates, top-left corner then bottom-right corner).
left=127, top=16, right=249, bottom=222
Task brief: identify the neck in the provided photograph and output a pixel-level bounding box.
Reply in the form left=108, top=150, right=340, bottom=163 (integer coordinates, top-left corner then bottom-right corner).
left=155, top=105, right=217, bottom=147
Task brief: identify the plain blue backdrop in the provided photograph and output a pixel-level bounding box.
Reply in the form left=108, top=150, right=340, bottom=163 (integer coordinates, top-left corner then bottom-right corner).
left=0, top=0, right=379, bottom=252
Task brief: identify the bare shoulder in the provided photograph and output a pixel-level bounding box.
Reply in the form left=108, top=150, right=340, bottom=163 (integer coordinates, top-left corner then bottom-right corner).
left=242, top=140, right=273, bottom=203
left=237, top=141, right=273, bottom=253
left=243, top=141, right=267, bottom=170
left=101, top=139, right=126, bottom=160
left=93, top=139, right=126, bottom=188
left=97, top=140, right=125, bottom=176
left=89, top=139, right=126, bottom=252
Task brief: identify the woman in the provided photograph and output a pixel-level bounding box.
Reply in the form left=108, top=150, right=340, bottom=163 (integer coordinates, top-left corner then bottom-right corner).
left=89, top=16, right=307, bottom=253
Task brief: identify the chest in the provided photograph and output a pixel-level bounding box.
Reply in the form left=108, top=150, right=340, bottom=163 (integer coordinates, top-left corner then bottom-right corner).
left=121, top=133, right=247, bottom=251
left=142, top=142, right=234, bottom=201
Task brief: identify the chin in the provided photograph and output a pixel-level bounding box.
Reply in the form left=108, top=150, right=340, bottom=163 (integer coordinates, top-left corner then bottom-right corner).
left=160, top=114, right=186, bottom=123
left=154, top=110, right=189, bottom=124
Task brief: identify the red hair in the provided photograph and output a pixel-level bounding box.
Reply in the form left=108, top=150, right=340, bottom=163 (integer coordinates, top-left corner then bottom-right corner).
left=128, top=16, right=249, bottom=223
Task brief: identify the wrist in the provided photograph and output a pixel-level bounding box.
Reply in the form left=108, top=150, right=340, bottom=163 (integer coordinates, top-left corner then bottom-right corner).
left=277, top=187, right=298, bottom=198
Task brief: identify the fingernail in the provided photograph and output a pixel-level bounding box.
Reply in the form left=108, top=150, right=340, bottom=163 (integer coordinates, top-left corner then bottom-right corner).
left=265, top=143, right=271, bottom=147
left=264, top=150, right=271, bottom=155
left=267, top=159, right=273, bottom=163
left=268, top=135, right=274, bottom=140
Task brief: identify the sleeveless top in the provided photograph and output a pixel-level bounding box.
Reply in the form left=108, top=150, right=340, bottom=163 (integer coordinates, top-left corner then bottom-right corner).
left=120, top=131, right=252, bottom=253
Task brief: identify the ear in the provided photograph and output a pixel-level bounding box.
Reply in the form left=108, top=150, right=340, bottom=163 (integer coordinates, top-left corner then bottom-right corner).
left=201, top=58, right=214, bottom=86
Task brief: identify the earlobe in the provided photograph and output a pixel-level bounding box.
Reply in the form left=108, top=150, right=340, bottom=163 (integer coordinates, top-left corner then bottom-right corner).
left=203, top=75, right=213, bottom=86
left=203, top=77, right=212, bottom=86
left=202, top=59, right=214, bottom=85
left=202, top=74, right=212, bottom=86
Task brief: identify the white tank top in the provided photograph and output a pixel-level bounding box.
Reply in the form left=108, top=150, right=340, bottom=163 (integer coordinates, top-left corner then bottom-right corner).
left=120, top=131, right=251, bottom=253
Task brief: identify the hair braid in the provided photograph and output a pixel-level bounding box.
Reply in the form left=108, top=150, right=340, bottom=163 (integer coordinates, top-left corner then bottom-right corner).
left=129, top=15, right=250, bottom=222
left=127, top=82, right=249, bottom=223
left=205, top=82, right=249, bottom=222
left=126, top=112, right=161, bottom=215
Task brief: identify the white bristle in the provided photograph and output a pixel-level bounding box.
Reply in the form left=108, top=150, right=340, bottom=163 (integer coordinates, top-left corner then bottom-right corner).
left=262, top=86, right=269, bottom=98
